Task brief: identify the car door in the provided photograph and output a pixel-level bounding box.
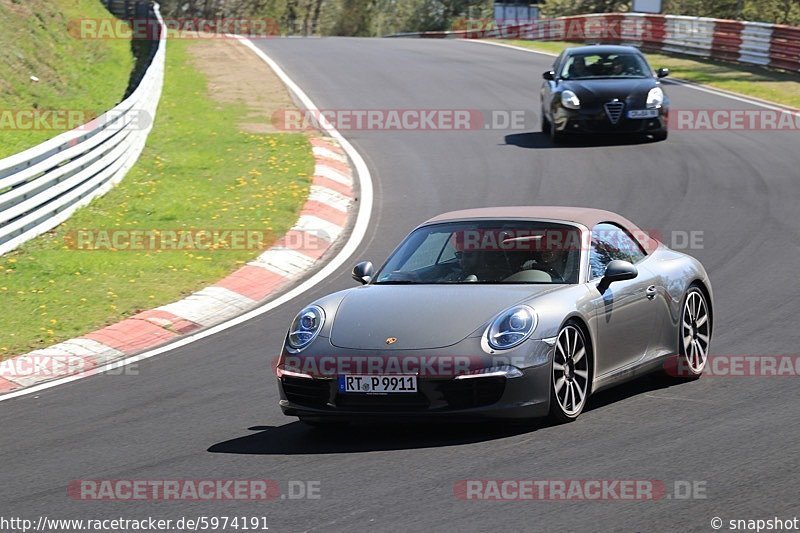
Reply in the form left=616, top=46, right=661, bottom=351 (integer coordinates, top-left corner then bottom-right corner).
left=588, top=223, right=658, bottom=376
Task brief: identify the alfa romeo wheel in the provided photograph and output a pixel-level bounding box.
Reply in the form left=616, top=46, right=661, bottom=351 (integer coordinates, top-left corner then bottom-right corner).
left=549, top=118, right=564, bottom=144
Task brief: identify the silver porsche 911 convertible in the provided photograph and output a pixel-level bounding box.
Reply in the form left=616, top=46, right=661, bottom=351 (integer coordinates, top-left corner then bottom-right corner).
left=275, top=207, right=713, bottom=425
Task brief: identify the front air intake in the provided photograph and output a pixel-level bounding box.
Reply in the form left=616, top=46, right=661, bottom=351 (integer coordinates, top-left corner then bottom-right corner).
left=604, top=101, right=625, bottom=124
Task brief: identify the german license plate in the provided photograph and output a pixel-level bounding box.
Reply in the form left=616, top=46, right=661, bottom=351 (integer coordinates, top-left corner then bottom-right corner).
left=627, top=109, right=660, bottom=119
left=338, top=375, right=418, bottom=393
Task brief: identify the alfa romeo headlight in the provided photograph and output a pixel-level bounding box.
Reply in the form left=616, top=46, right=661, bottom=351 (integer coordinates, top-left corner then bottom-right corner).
left=561, top=90, right=581, bottom=110
left=287, top=305, right=325, bottom=350
left=486, top=305, right=538, bottom=350
left=646, top=87, right=664, bottom=108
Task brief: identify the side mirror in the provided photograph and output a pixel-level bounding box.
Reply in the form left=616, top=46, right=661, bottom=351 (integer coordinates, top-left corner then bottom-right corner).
left=543, top=70, right=555, bottom=81
left=597, top=260, right=637, bottom=293
left=352, top=261, right=374, bottom=285
left=656, top=68, right=669, bottom=78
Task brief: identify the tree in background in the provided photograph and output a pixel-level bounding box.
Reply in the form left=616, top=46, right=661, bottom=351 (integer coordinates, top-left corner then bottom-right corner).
left=156, top=0, right=492, bottom=35
left=540, top=0, right=630, bottom=18
left=152, top=0, right=800, bottom=34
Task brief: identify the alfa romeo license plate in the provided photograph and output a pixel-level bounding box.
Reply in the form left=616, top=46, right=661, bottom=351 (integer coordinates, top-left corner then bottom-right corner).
left=627, top=109, right=660, bottom=119
left=338, top=375, right=418, bottom=393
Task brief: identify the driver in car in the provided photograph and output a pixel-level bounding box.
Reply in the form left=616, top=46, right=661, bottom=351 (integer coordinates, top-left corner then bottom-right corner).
left=520, top=248, right=564, bottom=281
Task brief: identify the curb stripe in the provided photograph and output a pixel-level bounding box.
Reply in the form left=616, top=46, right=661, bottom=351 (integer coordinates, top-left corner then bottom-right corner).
left=315, top=156, right=352, bottom=175
left=83, top=320, right=179, bottom=353
left=309, top=185, right=351, bottom=212
left=133, top=309, right=201, bottom=334
left=315, top=164, right=353, bottom=186
left=312, top=146, right=348, bottom=163
left=301, top=199, right=349, bottom=227
left=157, top=286, right=257, bottom=327
left=272, top=229, right=331, bottom=260
left=249, top=248, right=316, bottom=277
left=214, top=265, right=289, bottom=301
left=312, top=175, right=354, bottom=197
left=292, top=214, right=344, bottom=243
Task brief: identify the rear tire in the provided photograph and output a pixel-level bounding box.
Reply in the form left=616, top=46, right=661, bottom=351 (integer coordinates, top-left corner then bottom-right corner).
left=548, top=321, right=591, bottom=423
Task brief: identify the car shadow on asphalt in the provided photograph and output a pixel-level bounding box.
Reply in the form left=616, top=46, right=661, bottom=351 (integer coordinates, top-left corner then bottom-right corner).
left=504, top=131, right=657, bottom=149
left=207, top=372, right=685, bottom=455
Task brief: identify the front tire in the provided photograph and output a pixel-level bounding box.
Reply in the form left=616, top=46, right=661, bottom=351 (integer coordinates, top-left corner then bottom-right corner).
left=548, top=322, right=591, bottom=423
left=651, top=129, right=668, bottom=141
left=667, top=286, right=711, bottom=380
left=549, top=117, right=565, bottom=144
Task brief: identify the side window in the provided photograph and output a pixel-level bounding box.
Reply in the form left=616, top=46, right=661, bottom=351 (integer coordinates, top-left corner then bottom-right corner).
left=589, top=223, right=647, bottom=279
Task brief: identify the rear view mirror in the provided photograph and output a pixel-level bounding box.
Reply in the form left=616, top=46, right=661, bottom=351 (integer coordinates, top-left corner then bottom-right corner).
left=543, top=70, right=555, bottom=81
left=597, top=260, right=637, bottom=293
left=352, top=261, right=374, bottom=284
left=656, top=68, right=669, bottom=78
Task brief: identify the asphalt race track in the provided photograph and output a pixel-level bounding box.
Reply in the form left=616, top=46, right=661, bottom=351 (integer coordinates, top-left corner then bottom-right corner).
left=2, top=38, right=800, bottom=532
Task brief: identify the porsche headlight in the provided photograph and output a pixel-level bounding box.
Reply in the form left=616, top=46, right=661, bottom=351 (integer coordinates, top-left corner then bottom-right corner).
left=287, top=305, right=325, bottom=350
left=486, top=305, right=538, bottom=350
left=646, top=87, right=664, bottom=108
left=561, top=90, right=581, bottom=110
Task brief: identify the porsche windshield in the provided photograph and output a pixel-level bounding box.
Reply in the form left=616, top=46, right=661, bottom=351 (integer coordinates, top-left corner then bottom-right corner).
left=560, top=53, right=650, bottom=79
left=374, top=221, right=582, bottom=284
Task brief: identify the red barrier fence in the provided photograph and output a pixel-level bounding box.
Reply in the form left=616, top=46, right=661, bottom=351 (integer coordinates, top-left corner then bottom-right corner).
left=391, top=13, right=800, bottom=74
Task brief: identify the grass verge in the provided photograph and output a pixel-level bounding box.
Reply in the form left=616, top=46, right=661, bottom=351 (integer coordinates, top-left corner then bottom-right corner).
left=0, top=0, right=135, bottom=157
left=0, top=38, right=313, bottom=357
left=501, top=40, right=800, bottom=109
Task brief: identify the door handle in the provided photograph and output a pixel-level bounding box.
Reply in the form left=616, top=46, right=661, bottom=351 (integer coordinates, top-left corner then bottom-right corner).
left=645, top=285, right=657, bottom=300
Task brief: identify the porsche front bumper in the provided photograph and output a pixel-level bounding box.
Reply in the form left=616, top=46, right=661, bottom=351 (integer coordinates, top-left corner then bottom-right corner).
left=276, top=340, right=554, bottom=421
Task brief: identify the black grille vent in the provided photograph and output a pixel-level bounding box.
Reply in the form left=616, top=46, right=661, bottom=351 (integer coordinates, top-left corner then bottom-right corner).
left=282, top=377, right=329, bottom=408
left=438, top=377, right=506, bottom=409
left=604, top=101, right=625, bottom=124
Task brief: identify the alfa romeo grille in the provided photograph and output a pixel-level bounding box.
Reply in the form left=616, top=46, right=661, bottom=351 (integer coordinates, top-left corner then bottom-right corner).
left=604, top=101, right=625, bottom=124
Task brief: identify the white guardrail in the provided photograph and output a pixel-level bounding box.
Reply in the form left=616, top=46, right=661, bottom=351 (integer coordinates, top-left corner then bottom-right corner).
left=0, top=4, right=166, bottom=256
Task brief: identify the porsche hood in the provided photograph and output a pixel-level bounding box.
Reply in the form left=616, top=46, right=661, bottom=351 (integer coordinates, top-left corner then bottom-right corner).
left=329, top=284, right=559, bottom=350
